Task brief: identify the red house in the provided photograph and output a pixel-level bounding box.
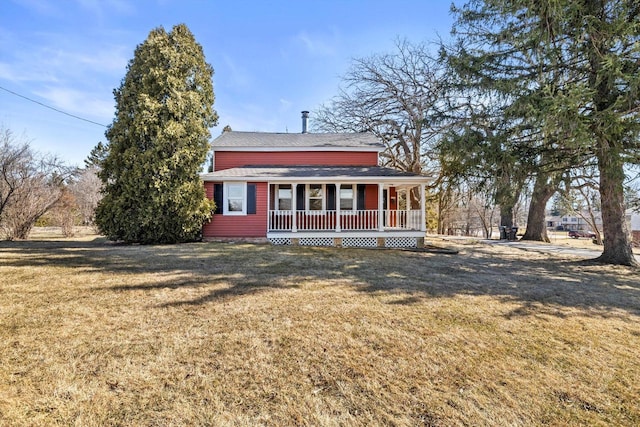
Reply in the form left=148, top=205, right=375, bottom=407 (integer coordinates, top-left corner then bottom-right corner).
left=201, top=112, right=430, bottom=248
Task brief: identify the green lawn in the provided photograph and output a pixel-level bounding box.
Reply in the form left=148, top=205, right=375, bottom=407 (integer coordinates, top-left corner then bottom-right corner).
left=1, top=231, right=639, bottom=426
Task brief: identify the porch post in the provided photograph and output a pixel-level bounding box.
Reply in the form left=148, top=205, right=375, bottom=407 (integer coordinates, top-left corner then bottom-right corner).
left=336, top=183, right=341, bottom=232
left=420, top=183, right=426, bottom=232
left=267, top=183, right=271, bottom=231
left=292, top=183, right=297, bottom=232
left=406, top=188, right=410, bottom=215
left=378, top=183, right=384, bottom=231
left=406, top=188, right=410, bottom=230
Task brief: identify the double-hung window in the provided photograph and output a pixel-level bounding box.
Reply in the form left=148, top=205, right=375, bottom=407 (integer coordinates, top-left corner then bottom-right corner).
left=308, top=184, right=323, bottom=211
left=340, top=185, right=355, bottom=210
left=224, top=182, right=246, bottom=215
left=277, top=184, right=292, bottom=210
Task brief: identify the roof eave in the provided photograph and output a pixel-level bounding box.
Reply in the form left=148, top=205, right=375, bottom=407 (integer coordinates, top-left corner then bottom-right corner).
left=212, top=146, right=385, bottom=153
left=200, top=174, right=431, bottom=184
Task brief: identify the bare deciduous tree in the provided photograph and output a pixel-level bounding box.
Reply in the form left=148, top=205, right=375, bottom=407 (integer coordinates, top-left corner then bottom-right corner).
left=314, top=39, right=448, bottom=176
left=69, top=166, right=102, bottom=226
left=0, top=128, right=30, bottom=219
left=0, top=126, right=68, bottom=240
left=49, top=188, right=78, bottom=237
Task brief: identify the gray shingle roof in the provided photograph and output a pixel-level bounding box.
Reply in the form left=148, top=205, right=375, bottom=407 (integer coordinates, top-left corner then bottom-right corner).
left=201, top=165, right=430, bottom=182
left=212, top=131, right=383, bottom=150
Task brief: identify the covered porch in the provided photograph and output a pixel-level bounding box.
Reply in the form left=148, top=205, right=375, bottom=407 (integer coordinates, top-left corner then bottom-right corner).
left=267, top=183, right=425, bottom=233
left=266, top=178, right=428, bottom=247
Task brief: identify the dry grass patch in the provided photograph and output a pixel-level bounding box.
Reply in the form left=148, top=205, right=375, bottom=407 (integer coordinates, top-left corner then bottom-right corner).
left=1, top=232, right=639, bottom=426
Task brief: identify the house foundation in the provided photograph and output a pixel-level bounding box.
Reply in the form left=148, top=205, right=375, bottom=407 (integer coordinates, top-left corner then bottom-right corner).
left=268, top=235, right=421, bottom=248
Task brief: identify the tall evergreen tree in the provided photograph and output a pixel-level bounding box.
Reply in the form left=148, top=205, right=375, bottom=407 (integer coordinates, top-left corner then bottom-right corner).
left=84, top=141, right=109, bottom=169
left=95, top=24, right=217, bottom=243
left=437, top=90, right=530, bottom=230
left=448, top=0, right=640, bottom=265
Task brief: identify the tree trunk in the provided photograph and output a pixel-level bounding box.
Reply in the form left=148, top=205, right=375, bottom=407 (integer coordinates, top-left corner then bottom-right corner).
left=476, top=205, right=492, bottom=239
left=596, top=146, right=637, bottom=266
left=521, top=171, right=558, bottom=242
left=500, top=205, right=513, bottom=228
left=495, top=172, right=520, bottom=229
left=437, top=187, right=452, bottom=235
left=437, top=194, right=445, bottom=235
left=521, top=192, right=552, bottom=242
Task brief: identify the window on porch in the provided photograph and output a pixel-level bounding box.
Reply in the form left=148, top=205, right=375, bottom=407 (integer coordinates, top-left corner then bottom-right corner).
left=277, top=184, right=292, bottom=210
left=308, top=184, right=323, bottom=211
left=340, top=185, right=355, bottom=210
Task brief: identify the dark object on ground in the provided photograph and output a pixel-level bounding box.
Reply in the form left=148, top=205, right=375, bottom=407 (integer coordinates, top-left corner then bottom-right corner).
left=401, top=245, right=459, bottom=254
left=499, top=226, right=519, bottom=240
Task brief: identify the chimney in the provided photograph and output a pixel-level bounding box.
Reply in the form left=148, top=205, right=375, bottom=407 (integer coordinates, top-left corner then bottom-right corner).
left=301, top=110, right=309, bottom=134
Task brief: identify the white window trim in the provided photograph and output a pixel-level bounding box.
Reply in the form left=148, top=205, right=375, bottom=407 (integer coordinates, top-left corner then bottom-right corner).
left=275, top=184, right=293, bottom=211
left=223, top=182, right=247, bottom=215
left=306, top=183, right=325, bottom=211
left=339, top=184, right=356, bottom=211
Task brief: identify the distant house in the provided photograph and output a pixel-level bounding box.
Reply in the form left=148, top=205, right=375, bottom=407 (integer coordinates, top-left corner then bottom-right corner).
left=546, top=213, right=602, bottom=231
left=200, top=112, right=430, bottom=248
left=546, top=215, right=562, bottom=229
left=547, top=209, right=640, bottom=245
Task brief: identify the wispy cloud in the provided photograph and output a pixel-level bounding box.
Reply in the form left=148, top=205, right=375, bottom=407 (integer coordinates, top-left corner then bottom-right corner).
left=0, top=25, right=129, bottom=85
left=10, top=0, right=63, bottom=17
left=14, top=0, right=134, bottom=18
left=293, top=30, right=339, bottom=57
left=279, top=98, right=292, bottom=111
left=75, top=0, right=134, bottom=18
left=220, top=54, right=253, bottom=91
left=0, top=62, right=60, bottom=83
left=40, top=43, right=130, bottom=75
left=33, top=86, right=114, bottom=120
left=0, top=24, right=129, bottom=120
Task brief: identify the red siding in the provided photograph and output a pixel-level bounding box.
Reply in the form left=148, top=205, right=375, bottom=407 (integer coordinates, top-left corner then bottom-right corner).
left=215, top=151, right=378, bottom=171
left=204, top=181, right=214, bottom=199
left=202, top=182, right=268, bottom=238
left=389, top=187, right=398, bottom=210
left=364, top=184, right=378, bottom=210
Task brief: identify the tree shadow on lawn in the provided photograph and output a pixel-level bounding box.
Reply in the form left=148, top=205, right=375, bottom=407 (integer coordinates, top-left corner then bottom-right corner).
left=345, top=244, right=640, bottom=318
left=1, top=239, right=639, bottom=317
left=0, top=239, right=305, bottom=306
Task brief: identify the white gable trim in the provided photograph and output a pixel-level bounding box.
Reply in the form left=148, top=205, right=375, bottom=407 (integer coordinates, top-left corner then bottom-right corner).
left=213, top=146, right=384, bottom=153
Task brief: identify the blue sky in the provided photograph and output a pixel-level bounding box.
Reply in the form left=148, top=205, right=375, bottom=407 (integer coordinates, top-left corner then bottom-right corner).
left=0, top=0, right=455, bottom=166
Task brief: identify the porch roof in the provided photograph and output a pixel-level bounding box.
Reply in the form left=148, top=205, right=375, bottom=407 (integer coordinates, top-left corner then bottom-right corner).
left=200, top=165, right=430, bottom=184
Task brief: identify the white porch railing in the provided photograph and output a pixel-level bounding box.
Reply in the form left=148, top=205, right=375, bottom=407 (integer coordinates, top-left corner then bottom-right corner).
left=297, top=211, right=337, bottom=231
left=268, top=210, right=422, bottom=232
left=270, top=210, right=295, bottom=231
left=384, top=210, right=422, bottom=230
left=340, top=210, right=379, bottom=230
